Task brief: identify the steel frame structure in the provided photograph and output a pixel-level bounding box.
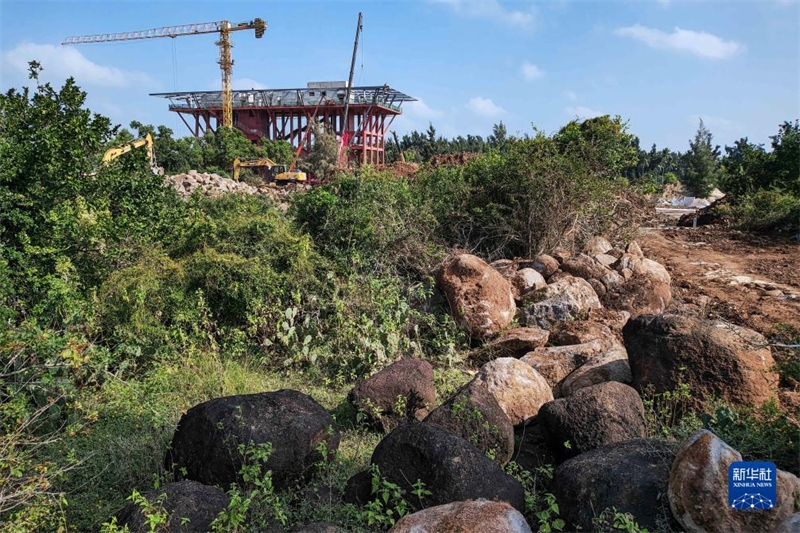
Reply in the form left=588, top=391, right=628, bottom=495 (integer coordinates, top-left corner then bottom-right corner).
left=151, top=85, right=415, bottom=166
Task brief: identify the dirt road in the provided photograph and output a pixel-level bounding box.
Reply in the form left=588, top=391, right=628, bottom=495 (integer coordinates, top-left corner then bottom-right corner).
left=640, top=227, right=800, bottom=337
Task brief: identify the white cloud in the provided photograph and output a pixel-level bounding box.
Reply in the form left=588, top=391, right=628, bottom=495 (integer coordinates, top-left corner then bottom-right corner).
left=564, top=90, right=578, bottom=101
left=2, top=42, right=157, bottom=88
left=657, top=0, right=672, bottom=6
left=431, top=0, right=536, bottom=30
left=404, top=99, right=445, bottom=120
left=614, top=24, right=742, bottom=60
left=231, top=78, right=268, bottom=90
left=466, top=96, right=507, bottom=118
left=565, top=106, right=605, bottom=119
left=521, top=62, right=544, bottom=81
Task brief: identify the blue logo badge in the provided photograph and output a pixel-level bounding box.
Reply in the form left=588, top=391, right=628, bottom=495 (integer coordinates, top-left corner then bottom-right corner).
left=728, top=461, right=777, bottom=510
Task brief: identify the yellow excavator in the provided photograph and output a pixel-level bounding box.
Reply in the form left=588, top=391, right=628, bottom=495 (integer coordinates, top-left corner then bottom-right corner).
left=232, top=157, right=306, bottom=184
left=101, top=134, right=161, bottom=175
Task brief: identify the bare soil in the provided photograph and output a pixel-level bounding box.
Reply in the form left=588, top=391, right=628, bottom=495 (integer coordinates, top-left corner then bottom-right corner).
left=640, top=227, right=800, bottom=337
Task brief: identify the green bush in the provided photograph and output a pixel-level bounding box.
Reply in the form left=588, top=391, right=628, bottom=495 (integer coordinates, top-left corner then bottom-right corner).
left=291, top=169, right=442, bottom=276
left=732, top=189, right=800, bottom=232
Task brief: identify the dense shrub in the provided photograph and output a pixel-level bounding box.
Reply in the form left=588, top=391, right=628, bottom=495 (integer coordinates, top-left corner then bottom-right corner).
left=415, top=130, right=637, bottom=258
left=291, top=169, right=443, bottom=276
left=731, top=189, right=800, bottom=231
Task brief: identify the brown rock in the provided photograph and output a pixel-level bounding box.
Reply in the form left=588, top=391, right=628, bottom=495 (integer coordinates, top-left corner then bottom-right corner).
left=561, top=253, right=614, bottom=282
left=669, top=430, right=800, bottom=532
left=513, top=268, right=547, bottom=297
left=624, top=315, right=779, bottom=408
left=424, top=382, right=515, bottom=465
left=348, top=359, right=437, bottom=432
left=583, top=236, right=613, bottom=256
left=437, top=254, right=516, bottom=340
left=521, top=342, right=598, bottom=388
left=389, top=500, right=532, bottom=533
left=556, top=346, right=632, bottom=397
left=472, top=358, right=553, bottom=426
left=486, top=327, right=550, bottom=359
left=549, top=320, right=618, bottom=350
left=532, top=254, right=560, bottom=278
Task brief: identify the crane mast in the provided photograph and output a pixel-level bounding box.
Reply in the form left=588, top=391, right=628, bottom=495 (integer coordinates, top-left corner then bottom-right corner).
left=62, top=18, right=266, bottom=129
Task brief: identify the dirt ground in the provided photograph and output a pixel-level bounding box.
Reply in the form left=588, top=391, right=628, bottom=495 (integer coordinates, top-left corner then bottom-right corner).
left=640, top=227, right=800, bottom=337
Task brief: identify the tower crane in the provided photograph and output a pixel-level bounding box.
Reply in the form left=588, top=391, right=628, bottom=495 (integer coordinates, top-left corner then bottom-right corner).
left=62, top=18, right=267, bottom=129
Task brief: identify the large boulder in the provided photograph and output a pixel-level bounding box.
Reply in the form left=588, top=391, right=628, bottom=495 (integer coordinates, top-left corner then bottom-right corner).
left=539, top=381, right=647, bottom=461
left=522, top=275, right=602, bottom=329
left=554, top=440, right=677, bottom=531
left=370, top=422, right=526, bottom=511
left=114, top=481, right=231, bottom=533
left=624, top=314, right=779, bottom=407
left=424, top=382, right=514, bottom=465
left=437, top=254, right=516, bottom=340
left=472, top=358, right=553, bottom=426
left=389, top=500, right=532, bottom=533
left=669, top=430, right=800, bottom=533
left=555, top=346, right=632, bottom=397
left=348, top=359, right=436, bottom=432
left=166, top=390, right=339, bottom=489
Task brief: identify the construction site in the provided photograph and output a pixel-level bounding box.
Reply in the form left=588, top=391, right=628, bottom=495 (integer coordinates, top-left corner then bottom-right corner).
left=62, top=14, right=416, bottom=168
left=151, top=83, right=415, bottom=166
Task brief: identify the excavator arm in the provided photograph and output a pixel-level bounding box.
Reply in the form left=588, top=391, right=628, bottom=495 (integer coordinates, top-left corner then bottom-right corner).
left=101, top=134, right=159, bottom=174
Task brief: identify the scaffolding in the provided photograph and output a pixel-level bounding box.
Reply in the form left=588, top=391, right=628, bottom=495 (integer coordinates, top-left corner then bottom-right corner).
left=151, top=84, right=416, bottom=166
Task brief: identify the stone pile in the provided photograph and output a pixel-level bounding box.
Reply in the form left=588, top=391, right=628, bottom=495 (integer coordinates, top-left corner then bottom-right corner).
left=110, top=234, right=797, bottom=533
left=164, top=170, right=260, bottom=197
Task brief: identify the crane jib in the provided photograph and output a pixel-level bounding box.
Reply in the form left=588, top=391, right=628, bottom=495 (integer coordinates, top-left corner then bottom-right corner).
left=61, top=19, right=266, bottom=45
left=61, top=18, right=267, bottom=129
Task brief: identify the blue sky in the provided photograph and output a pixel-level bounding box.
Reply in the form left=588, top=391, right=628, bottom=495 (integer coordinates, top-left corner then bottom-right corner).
left=1, top=0, right=797, bottom=151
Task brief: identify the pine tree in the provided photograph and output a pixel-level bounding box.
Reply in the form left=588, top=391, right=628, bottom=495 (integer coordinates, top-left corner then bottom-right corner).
left=683, top=119, right=719, bottom=197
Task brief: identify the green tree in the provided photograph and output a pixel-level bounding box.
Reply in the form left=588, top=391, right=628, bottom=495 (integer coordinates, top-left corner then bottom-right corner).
left=683, top=119, right=719, bottom=197
left=769, top=120, right=800, bottom=195
left=302, top=123, right=339, bottom=180
left=0, top=62, right=179, bottom=321
left=488, top=121, right=509, bottom=152
left=260, top=138, right=295, bottom=166
left=129, top=121, right=202, bottom=174
left=719, top=138, right=770, bottom=197
left=553, top=115, right=638, bottom=180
